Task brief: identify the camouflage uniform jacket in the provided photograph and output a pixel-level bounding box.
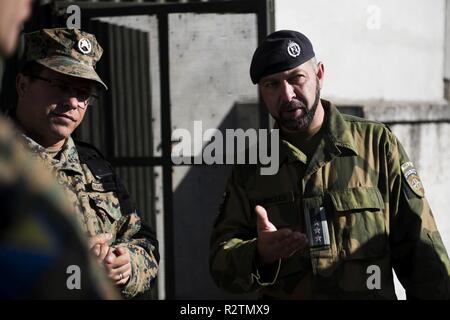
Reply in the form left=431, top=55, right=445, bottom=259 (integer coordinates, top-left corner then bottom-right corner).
left=21, top=135, right=159, bottom=299
left=0, top=116, right=119, bottom=299
left=210, top=99, right=450, bottom=299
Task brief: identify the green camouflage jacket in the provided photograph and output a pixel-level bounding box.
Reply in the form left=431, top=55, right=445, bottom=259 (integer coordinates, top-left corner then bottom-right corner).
left=0, top=116, right=119, bottom=299
left=210, top=100, right=450, bottom=299
left=22, top=135, right=159, bottom=299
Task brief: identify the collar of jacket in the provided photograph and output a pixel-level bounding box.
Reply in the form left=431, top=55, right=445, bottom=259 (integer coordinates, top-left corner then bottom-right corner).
left=21, top=134, right=84, bottom=175
left=278, top=99, right=359, bottom=167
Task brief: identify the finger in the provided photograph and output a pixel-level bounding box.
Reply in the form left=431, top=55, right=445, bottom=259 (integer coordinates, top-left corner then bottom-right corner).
left=114, top=246, right=127, bottom=256
left=97, top=243, right=110, bottom=263
left=279, top=233, right=309, bottom=257
left=255, top=205, right=277, bottom=233
left=109, top=251, right=130, bottom=269
left=108, top=263, right=132, bottom=281
left=89, top=233, right=112, bottom=248
left=104, top=248, right=116, bottom=265
left=278, top=231, right=307, bottom=247
left=273, top=228, right=293, bottom=241
left=89, top=233, right=111, bottom=248
left=115, top=269, right=132, bottom=286
left=91, top=243, right=101, bottom=256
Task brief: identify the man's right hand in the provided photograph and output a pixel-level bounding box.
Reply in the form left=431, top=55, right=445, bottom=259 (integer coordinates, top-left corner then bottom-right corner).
left=89, top=233, right=114, bottom=264
left=255, top=205, right=308, bottom=265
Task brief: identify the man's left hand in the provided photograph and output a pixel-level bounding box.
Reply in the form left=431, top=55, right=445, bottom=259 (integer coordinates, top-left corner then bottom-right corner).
left=104, top=247, right=132, bottom=286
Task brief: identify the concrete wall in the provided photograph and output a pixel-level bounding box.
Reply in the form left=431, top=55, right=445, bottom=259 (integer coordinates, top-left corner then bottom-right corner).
left=169, top=13, right=259, bottom=299
left=364, top=102, right=450, bottom=299
left=275, top=0, right=445, bottom=102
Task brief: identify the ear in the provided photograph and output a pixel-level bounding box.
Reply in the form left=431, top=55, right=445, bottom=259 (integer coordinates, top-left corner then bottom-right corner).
left=316, top=62, right=325, bottom=89
left=16, top=73, right=30, bottom=97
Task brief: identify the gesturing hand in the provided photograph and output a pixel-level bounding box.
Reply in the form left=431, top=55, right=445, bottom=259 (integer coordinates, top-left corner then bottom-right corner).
left=255, top=205, right=308, bottom=265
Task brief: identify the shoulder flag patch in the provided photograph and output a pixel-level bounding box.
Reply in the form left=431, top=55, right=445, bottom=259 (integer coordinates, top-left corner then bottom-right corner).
left=401, top=161, right=425, bottom=198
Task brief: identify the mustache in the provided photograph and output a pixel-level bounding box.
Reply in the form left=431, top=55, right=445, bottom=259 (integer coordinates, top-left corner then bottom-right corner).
left=280, top=97, right=308, bottom=112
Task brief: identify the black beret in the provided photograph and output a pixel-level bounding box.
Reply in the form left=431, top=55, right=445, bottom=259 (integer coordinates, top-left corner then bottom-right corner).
left=250, top=30, right=315, bottom=84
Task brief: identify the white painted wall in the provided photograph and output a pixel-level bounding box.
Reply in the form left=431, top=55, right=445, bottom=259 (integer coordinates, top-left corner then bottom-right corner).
left=275, top=0, right=445, bottom=102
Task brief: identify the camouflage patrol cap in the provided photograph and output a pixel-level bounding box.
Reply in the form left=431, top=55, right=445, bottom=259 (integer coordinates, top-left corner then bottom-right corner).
left=24, top=28, right=107, bottom=90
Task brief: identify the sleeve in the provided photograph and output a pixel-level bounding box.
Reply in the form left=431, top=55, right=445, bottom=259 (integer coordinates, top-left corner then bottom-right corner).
left=209, top=166, right=278, bottom=293
left=387, top=131, right=450, bottom=299
left=113, top=175, right=159, bottom=299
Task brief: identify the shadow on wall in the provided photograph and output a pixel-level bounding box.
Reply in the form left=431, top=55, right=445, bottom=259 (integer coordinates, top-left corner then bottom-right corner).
left=172, top=102, right=260, bottom=299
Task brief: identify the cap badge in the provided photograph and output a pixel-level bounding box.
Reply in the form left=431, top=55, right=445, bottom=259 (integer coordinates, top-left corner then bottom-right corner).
left=78, top=38, right=92, bottom=54
left=287, top=40, right=301, bottom=58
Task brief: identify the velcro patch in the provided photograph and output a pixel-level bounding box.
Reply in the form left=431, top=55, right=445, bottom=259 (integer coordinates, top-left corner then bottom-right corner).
left=401, top=161, right=424, bottom=198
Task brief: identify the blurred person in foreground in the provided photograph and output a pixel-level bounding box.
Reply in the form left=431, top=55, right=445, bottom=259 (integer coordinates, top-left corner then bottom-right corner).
left=0, top=0, right=119, bottom=299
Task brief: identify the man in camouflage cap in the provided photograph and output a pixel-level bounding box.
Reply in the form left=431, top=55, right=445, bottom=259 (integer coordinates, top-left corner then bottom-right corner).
left=210, top=30, right=450, bottom=299
left=13, top=28, right=159, bottom=299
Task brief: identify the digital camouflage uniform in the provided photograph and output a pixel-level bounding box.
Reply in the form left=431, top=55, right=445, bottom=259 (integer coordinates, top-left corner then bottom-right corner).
left=0, top=116, right=119, bottom=299
left=210, top=100, right=450, bottom=299
left=15, top=28, right=159, bottom=298
left=21, top=135, right=159, bottom=298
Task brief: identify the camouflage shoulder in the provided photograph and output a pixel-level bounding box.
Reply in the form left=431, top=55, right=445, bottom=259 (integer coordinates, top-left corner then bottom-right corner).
left=343, top=113, right=394, bottom=138
left=342, top=113, right=387, bottom=127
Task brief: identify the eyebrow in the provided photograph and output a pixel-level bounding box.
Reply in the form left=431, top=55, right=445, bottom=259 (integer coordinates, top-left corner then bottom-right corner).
left=287, top=68, right=307, bottom=76
left=261, top=69, right=307, bottom=83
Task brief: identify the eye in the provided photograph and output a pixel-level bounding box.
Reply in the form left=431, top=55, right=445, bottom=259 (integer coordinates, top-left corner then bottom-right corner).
left=76, top=89, right=91, bottom=102
left=289, top=74, right=304, bottom=84
left=52, top=81, right=72, bottom=94
left=262, top=81, right=278, bottom=89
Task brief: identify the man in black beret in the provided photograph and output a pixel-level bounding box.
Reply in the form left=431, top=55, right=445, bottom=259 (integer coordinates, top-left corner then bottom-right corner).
left=210, top=30, right=450, bottom=299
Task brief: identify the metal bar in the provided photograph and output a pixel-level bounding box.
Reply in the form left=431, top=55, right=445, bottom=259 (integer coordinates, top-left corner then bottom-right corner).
left=96, top=20, right=116, bottom=158
left=129, top=29, right=142, bottom=157
left=137, top=166, right=146, bottom=223
left=108, top=23, right=121, bottom=158
left=158, top=12, right=176, bottom=300
left=256, top=0, right=270, bottom=130
left=140, top=31, right=152, bottom=158
left=91, top=20, right=107, bottom=153
left=113, top=24, right=127, bottom=157
left=110, top=157, right=165, bottom=166
left=123, top=27, right=136, bottom=158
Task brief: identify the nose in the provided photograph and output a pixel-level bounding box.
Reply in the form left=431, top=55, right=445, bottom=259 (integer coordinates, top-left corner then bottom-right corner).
left=280, top=80, right=295, bottom=103
left=65, top=96, right=81, bottom=110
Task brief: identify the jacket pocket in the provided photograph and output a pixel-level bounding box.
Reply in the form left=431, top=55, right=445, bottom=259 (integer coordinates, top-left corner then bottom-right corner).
left=88, top=192, right=123, bottom=223
left=328, top=187, right=387, bottom=260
